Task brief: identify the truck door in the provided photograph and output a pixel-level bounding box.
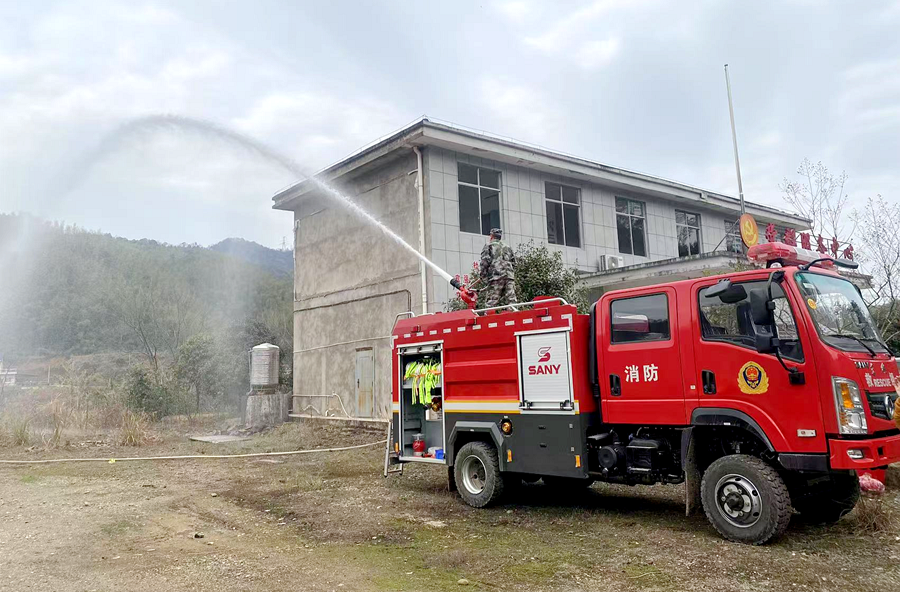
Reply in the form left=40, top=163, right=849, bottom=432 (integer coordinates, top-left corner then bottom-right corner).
left=692, top=278, right=824, bottom=453
left=600, top=287, right=686, bottom=424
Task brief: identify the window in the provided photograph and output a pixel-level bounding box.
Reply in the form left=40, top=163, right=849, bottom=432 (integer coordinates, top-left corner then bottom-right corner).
left=610, top=294, right=670, bottom=343
left=724, top=219, right=742, bottom=253
left=615, top=197, right=646, bottom=256
left=545, top=182, right=581, bottom=247
left=699, top=281, right=802, bottom=361
left=676, top=210, right=701, bottom=257
left=458, top=163, right=501, bottom=235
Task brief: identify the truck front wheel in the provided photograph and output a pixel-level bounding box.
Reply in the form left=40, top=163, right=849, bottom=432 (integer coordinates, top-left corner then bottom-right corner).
left=701, top=454, right=792, bottom=545
left=454, top=442, right=505, bottom=508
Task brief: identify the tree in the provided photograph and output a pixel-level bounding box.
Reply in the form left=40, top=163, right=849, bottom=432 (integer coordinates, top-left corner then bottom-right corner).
left=447, top=241, right=588, bottom=312
left=780, top=159, right=853, bottom=242
left=850, top=196, right=900, bottom=343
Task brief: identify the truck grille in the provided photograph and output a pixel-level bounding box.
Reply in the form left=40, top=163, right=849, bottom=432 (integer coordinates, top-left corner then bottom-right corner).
left=866, top=391, right=897, bottom=421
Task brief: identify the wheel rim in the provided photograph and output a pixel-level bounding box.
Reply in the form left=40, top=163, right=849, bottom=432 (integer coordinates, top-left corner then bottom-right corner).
left=714, top=473, right=762, bottom=528
left=460, top=455, right=487, bottom=495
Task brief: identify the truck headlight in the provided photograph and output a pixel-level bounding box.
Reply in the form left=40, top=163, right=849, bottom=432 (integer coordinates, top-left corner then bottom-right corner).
left=832, top=377, right=867, bottom=435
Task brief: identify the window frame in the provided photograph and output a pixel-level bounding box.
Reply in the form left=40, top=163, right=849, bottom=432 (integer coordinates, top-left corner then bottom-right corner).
left=724, top=219, right=743, bottom=253
left=675, top=209, right=702, bottom=257
left=457, top=163, right=502, bottom=236
left=697, top=280, right=804, bottom=362
left=609, top=293, right=672, bottom=344
left=544, top=181, right=582, bottom=248
left=615, top=196, right=647, bottom=257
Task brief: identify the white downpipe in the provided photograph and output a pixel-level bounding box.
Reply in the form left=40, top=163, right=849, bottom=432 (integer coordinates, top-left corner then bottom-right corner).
left=413, top=146, right=428, bottom=314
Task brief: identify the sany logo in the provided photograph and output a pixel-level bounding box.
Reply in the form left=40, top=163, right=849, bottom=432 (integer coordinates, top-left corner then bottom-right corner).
left=537, top=347, right=552, bottom=363
left=528, top=347, right=561, bottom=376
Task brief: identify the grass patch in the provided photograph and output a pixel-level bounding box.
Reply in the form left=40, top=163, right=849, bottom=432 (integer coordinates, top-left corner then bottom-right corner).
left=100, top=519, right=135, bottom=537
left=20, top=474, right=38, bottom=484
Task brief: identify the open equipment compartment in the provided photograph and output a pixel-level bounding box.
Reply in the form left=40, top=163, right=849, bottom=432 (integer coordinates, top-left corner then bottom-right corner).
left=397, top=341, right=445, bottom=464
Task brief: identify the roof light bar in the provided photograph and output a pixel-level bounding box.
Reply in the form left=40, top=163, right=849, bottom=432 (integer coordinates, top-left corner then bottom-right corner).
left=746, top=242, right=858, bottom=270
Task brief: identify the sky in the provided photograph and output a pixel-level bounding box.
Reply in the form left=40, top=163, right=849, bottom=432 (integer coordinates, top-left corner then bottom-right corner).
left=1, top=0, right=898, bottom=249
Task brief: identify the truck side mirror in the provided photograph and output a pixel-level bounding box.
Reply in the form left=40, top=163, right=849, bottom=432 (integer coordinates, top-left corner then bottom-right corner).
left=707, top=279, right=747, bottom=304
left=749, top=288, right=774, bottom=326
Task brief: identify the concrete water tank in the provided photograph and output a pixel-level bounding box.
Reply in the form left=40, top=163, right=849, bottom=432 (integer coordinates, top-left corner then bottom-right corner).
left=250, top=343, right=280, bottom=388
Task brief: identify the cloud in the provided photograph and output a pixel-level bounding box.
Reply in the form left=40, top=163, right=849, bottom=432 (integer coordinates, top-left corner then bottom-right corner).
left=493, top=1, right=535, bottom=24
left=477, top=77, right=565, bottom=146
left=233, top=92, right=405, bottom=172
left=574, top=37, right=621, bottom=70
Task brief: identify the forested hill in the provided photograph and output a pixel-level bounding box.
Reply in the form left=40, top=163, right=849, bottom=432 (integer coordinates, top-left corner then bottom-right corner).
left=210, top=238, right=293, bottom=277
left=0, top=213, right=292, bottom=361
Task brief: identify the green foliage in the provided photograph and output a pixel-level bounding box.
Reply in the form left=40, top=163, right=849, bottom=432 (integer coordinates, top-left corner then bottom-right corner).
left=447, top=241, right=588, bottom=313
left=0, top=213, right=294, bottom=412
left=125, top=367, right=181, bottom=418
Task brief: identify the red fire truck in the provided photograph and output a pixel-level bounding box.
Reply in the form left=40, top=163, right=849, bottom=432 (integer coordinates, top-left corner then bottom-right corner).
left=388, top=243, right=900, bottom=544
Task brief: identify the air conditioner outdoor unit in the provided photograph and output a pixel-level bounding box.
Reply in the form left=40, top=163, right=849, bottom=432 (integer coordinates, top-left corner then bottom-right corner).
left=601, top=254, right=625, bottom=271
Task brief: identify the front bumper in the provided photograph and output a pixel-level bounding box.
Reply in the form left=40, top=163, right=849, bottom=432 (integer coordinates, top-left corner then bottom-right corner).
left=829, top=432, right=900, bottom=470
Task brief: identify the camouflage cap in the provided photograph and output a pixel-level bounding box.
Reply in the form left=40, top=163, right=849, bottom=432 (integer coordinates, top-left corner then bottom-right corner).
left=490, top=228, right=503, bottom=238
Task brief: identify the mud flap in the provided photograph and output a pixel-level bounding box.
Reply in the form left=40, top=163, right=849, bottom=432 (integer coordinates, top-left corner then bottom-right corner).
left=682, top=428, right=701, bottom=516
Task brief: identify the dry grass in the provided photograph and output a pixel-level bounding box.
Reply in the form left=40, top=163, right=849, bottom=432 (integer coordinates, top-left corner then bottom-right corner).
left=851, top=493, right=900, bottom=534
left=10, top=416, right=31, bottom=446
left=118, top=410, right=151, bottom=446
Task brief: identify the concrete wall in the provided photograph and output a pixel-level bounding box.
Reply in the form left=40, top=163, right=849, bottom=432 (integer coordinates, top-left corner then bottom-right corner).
left=424, top=146, right=736, bottom=310
left=292, top=151, right=420, bottom=419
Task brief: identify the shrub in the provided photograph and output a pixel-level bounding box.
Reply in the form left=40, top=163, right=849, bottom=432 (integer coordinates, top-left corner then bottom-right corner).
left=447, top=241, right=589, bottom=312
left=125, top=367, right=183, bottom=418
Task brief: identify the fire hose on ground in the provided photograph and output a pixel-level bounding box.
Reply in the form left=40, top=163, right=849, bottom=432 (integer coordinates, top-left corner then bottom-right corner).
left=0, top=439, right=387, bottom=465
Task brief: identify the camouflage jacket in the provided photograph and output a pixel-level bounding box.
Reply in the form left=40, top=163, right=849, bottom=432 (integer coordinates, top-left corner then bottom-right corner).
left=480, top=239, right=516, bottom=281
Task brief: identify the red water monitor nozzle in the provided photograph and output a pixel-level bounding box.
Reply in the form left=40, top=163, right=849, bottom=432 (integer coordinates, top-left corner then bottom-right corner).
left=450, top=278, right=478, bottom=309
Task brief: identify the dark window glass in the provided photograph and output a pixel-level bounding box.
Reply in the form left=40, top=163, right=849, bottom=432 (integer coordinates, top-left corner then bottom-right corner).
left=676, top=209, right=701, bottom=257
left=479, top=169, right=500, bottom=189
left=546, top=183, right=561, bottom=201
left=547, top=200, right=563, bottom=245
left=616, top=197, right=646, bottom=256
left=632, top=216, right=646, bottom=257
left=611, top=294, right=670, bottom=343
left=480, top=188, right=500, bottom=235
left=563, top=204, right=580, bottom=247
left=545, top=182, right=581, bottom=247
left=724, top=220, right=742, bottom=253
left=562, top=185, right=579, bottom=204
left=458, top=185, right=480, bottom=234
left=458, top=163, right=478, bottom=185
left=616, top=214, right=632, bottom=254
left=457, top=164, right=501, bottom=235
left=699, top=281, right=802, bottom=361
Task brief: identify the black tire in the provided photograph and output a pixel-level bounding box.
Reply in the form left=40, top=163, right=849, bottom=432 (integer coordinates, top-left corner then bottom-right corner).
left=793, top=473, right=860, bottom=524
left=701, top=454, right=792, bottom=545
left=543, top=476, right=594, bottom=489
left=453, top=442, right=505, bottom=508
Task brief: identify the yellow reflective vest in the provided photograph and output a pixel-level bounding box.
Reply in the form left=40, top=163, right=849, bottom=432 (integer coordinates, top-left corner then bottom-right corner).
left=404, top=360, right=441, bottom=405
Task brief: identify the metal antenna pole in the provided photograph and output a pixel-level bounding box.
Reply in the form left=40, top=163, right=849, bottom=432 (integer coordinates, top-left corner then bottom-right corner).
left=725, top=64, right=745, bottom=214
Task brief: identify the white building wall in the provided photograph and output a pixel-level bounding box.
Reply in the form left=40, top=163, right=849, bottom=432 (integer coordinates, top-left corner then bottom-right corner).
left=425, top=147, right=740, bottom=311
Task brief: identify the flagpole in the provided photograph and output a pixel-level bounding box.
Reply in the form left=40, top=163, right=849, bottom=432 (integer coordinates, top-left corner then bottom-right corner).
left=725, top=64, right=745, bottom=215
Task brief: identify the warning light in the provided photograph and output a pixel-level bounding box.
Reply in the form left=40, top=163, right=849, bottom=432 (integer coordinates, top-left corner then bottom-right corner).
left=747, top=242, right=859, bottom=270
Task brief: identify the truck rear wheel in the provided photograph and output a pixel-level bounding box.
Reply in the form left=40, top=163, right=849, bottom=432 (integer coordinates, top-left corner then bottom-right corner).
left=454, top=442, right=505, bottom=508
left=793, top=473, right=860, bottom=524
left=701, top=454, right=791, bottom=545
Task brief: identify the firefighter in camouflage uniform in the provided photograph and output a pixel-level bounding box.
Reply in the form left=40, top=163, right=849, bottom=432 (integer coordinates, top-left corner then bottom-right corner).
left=479, top=228, right=517, bottom=308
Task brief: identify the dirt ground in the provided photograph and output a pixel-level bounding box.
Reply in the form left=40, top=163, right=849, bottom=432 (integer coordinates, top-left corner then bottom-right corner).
left=1, top=420, right=899, bottom=592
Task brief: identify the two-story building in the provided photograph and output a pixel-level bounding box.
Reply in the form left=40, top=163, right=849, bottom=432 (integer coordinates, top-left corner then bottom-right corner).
left=273, top=117, right=808, bottom=420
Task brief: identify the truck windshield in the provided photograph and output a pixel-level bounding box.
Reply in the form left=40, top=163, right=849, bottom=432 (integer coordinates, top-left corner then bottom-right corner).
left=794, top=272, right=888, bottom=354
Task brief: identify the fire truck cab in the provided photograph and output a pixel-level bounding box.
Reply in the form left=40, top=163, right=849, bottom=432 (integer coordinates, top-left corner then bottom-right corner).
left=388, top=243, right=900, bottom=544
